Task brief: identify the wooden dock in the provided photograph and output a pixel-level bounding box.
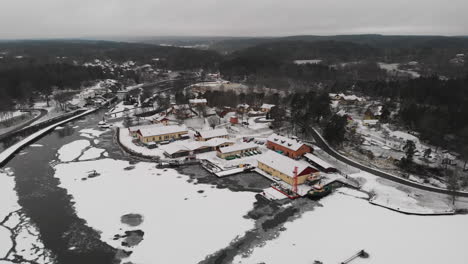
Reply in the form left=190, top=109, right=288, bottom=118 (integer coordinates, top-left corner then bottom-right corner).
left=341, top=250, right=369, bottom=264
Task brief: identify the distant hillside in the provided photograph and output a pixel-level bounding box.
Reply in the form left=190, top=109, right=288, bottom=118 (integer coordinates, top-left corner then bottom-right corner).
left=209, top=34, right=468, bottom=54
left=0, top=40, right=222, bottom=70
left=228, top=40, right=380, bottom=62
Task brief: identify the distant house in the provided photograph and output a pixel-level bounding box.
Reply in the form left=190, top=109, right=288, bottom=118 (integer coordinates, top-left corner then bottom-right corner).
left=329, top=93, right=365, bottom=105
left=189, top=98, right=208, bottom=107
left=217, top=143, right=258, bottom=159
left=136, top=125, right=188, bottom=143
left=151, top=114, right=170, bottom=125
left=237, top=104, right=250, bottom=113
left=363, top=105, right=382, bottom=120
left=128, top=125, right=149, bottom=138
left=260, top=104, right=275, bottom=113
left=230, top=116, right=239, bottom=124
left=266, top=134, right=312, bottom=159
left=79, top=89, right=96, bottom=100
left=168, top=104, right=196, bottom=118
left=389, top=131, right=420, bottom=150
left=257, top=151, right=319, bottom=186
left=196, top=128, right=229, bottom=141
left=362, top=119, right=379, bottom=127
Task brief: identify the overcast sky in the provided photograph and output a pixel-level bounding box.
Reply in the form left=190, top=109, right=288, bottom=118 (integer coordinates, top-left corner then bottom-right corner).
left=2, top=0, right=468, bottom=39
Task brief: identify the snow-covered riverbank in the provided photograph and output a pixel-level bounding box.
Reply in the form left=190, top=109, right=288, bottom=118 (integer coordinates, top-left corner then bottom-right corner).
left=234, top=190, right=468, bottom=264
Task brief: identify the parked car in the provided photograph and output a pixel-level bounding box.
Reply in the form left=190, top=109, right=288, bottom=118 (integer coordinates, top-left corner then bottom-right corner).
left=146, top=142, right=157, bottom=149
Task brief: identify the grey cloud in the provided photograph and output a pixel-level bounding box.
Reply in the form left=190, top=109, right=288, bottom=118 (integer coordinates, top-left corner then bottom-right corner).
left=1, top=0, right=467, bottom=39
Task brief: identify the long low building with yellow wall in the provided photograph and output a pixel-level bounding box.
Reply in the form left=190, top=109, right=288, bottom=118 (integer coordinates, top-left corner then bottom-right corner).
left=136, top=125, right=188, bottom=143
left=257, top=151, right=319, bottom=185
left=217, top=142, right=258, bottom=159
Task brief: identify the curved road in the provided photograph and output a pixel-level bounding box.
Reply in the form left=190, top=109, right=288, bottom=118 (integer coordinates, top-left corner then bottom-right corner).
left=0, top=109, right=48, bottom=141
left=306, top=127, right=468, bottom=198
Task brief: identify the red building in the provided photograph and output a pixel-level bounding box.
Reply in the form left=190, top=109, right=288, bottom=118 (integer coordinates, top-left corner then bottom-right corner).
left=230, top=116, right=239, bottom=124
left=266, top=134, right=312, bottom=159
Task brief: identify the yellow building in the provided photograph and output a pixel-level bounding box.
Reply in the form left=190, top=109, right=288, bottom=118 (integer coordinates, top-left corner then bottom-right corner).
left=257, top=151, right=319, bottom=185
left=137, top=125, right=188, bottom=143
left=217, top=143, right=258, bottom=159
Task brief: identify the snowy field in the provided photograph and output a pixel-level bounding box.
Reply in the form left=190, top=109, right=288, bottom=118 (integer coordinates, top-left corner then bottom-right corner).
left=234, top=190, right=468, bottom=264
left=378, top=62, right=420, bottom=78
left=53, top=155, right=257, bottom=263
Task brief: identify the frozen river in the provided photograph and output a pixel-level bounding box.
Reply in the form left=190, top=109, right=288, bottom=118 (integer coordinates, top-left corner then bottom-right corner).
left=1, top=109, right=468, bottom=264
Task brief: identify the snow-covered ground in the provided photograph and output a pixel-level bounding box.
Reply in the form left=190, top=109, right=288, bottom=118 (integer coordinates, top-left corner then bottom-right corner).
left=352, top=171, right=454, bottom=214
left=293, top=59, right=322, bottom=65
left=53, top=158, right=257, bottom=263
left=313, top=149, right=457, bottom=214
left=107, top=102, right=136, bottom=118
left=378, top=62, right=420, bottom=78
left=29, top=101, right=64, bottom=126
left=234, top=190, right=468, bottom=264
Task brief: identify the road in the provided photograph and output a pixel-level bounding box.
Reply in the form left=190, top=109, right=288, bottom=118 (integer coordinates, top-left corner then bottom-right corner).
left=306, top=127, right=468, bottom=198
left=0, top=109, right=48, bottom=141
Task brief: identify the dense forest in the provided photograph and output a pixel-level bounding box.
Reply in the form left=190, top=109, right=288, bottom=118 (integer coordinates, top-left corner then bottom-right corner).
left=0, top=40, right=224, bottom=108
left=0, top=63, right=109, bottom=109
left=219, top=38, right=468, bottom=84
left=0, top=40, right=222, bottom=69
left=352, top=75, right=468, bottom=153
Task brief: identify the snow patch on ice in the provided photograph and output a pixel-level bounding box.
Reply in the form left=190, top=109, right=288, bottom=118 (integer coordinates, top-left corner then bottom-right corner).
left=53, top=159, right=257, bottom=264
left=79, top=128, right=109, bottom=138
left=57, top=139, right=90, bottom=162
left=79, top=148, right=106, bottom=161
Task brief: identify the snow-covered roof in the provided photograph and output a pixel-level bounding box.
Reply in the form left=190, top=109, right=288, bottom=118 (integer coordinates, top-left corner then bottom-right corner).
left=189, top=98, right=207, bottom=104
left=162, top=144, right=189, bottom=155
left=198, top=128, right=228, bottom=139
left=362, top=120, right=379, bottom=125
left=205, top=138, right=234, bottom=147
left=138, top=125, right=188, bottom=137
left=336, top=110, right=347, bottom=116
left=390, top=131, right=419, bottom=143
left=267, top=134, right=307, bottom=152
left=237, top=104, right=250, bottom=109
left=129, top=125, right=152, bottom=133
left=162, top=139, right=224, bottom=155
left=257, top=151, right=311, bottom=178
left=329, top=93, right=364, bottom=102
left=304, top=153, right=334, bottom=170
left=261, top=104, right=275, bottom=109
left=218, top=142, right=257, bottom=154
